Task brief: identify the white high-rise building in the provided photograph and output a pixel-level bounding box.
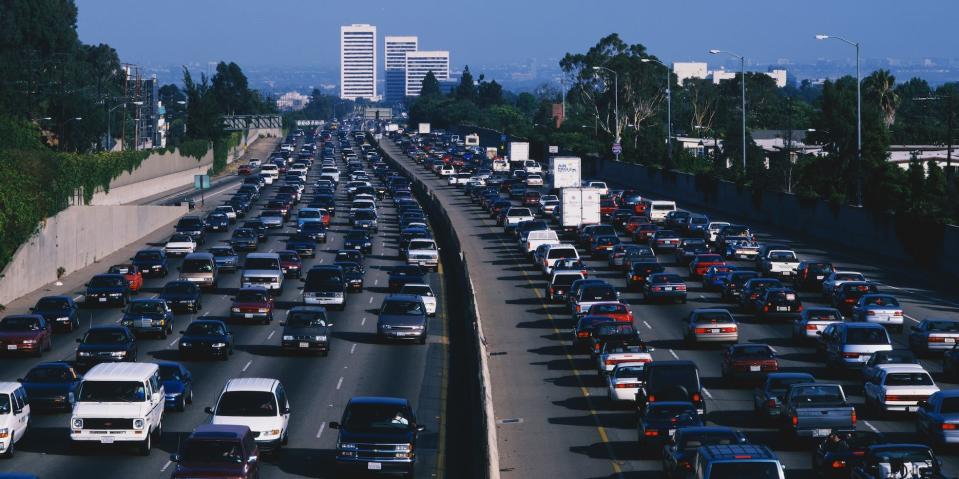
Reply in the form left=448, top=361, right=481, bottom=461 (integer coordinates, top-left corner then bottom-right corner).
left=385, top=36, right=418, bottom=102
left=405, top=51, right=450, bottom=97
left=672, top=62, right=708, bottom=84
left=340, top=24, right=378, bottom=101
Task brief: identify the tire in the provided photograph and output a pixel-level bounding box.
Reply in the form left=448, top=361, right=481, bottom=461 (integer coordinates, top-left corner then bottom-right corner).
left=2, top=433, right=12, bottom=458
left=160, top=327, right=168, bottom=339
left=176, top=396, right=186, bottom=412
left=186, top=387, right=194, bottom=405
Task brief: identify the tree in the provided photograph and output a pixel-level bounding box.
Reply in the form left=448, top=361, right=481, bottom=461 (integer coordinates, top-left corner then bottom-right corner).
left=477, top=79, right=504, bottom=107
left=455, top=66, right=476, bottom=102
left=211, top=61, right=251, bottom=115
left=864, top=69, right=900, bottom=129
left=182, top=67, right=223, bottom=142
left=419, top=71, right=441, bottom=97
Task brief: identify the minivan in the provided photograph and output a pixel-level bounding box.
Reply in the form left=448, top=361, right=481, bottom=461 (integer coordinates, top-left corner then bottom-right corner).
left=637, top=360, right=706, bottom=416
left=207, top=378, right=290, bottom=454
left=693, top=444, right=785, bottom=479
left=0, top=382, right=30, bottom=458
left=179, top=252, right=219, bottom=290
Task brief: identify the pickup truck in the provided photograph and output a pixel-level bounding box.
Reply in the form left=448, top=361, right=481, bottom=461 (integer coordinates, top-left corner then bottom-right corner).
left=780, top=383, right=857, bottom=439
left=850, top=444, right=947, bottom=479
left=759, top=249, right=800, bottom=278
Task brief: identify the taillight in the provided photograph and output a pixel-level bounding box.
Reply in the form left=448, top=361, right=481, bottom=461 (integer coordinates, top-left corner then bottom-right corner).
left=644, top=430, right=659, bottom=437
left=797, top=304, right=803, bottom=312
left=577, top=332, right=589, bottom=338
left=842, top=352, right=860, bottom=358
left=648, top=394, right=656, bottom=403
left=694, top=328, right=708, bottom=334
left=851, top=409, right=857, bottom=425
left=893, top=311, right=903, bottom=316
left=867, top=310, right=876, bottom=316
left=721, top=327, right=737, bottom=333
left=615, top=383, right=634, bottom=389
left=806, top=324, right=818, bottom=330
left=632, top=275, right=641, bottom=280
left=791, top=416, right=798, bottom=426
left=942, top=423, right=956, bottom=430
left=767, top=399, right=777, bottom=408
left=929, top=337, right=946, bottom=342
left=677, top=284, right=687, bottom=291
left=845, top=298, right=855, bottom=303
left=763, top=305, right=769, bottom=312
left=832, top=460, right=846, bottom=469
left=691, top=393, right=701, bottom=403
left=885, top=395, right=901, bottom=401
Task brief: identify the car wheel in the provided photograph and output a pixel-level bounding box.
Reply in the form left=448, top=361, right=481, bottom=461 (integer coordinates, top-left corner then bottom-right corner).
left=176, top=396, right=186, bottom=412
left=160, top=327, right=168, bottom=339
left=281, top=431, right=289, bottom=446
left=138, top=430, right=152, bottom=456
left=2, top=433, right=13, bottom=458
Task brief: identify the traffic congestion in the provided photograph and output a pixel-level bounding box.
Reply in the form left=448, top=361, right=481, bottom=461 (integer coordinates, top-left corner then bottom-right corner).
left=379, top=127, right=959, bottom=479
left=0, top=126, right=445, bottom=478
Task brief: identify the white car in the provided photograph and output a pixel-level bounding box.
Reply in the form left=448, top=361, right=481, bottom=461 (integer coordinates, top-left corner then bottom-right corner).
left=209, top=378, right=290, bottom=453
left=248, top=159, right=261, bottom=168
left=864, top=364, right=939, bottom=415
left=540, top=244, right=580, bottom=275
left=821, top=271, right=866, bottom=298
left=438, top=165, right=455, bottom=176
left=503, top=207, right=535, bottom=230
left=705, top=222, right=731, bottom=243
left=607, top=362, right=647, bottom=402
left=0, top=382, right=30, bottom=458
left=405, top=239, right=439, bottom=270
left=523, top=160, right=543, bottom=174
left=164, top=233, right=196, bottom=256
left=525, top=174, right=544, bottom=186
left=399, top=283, right=437, bottom=316
left=597, top=342, right=652, bottom=376
left=213, top=205, right=237, bottom=222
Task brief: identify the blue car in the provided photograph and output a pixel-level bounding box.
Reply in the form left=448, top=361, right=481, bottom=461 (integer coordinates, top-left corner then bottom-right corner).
left=701, top=265, right=733, bottom=292
left=30, top=295, right=80, bottom=332
left=637, top=401, right=703, bottom=447
left=131, top=248, right=169, bottom=277
left=204, top=212, right=230, bottom=232
left=209, top=246, right=239, bottom=273
left=157, top=361, right=194, bottom=411
left=285, top=234, right=318, bottom=258
left=917, top=389, right=959, bottom=446
left=178, top=320, right=234, bottom=360
left=84, top=273, right=130, bottom=307
left=18, top=362, right=81, bottom=412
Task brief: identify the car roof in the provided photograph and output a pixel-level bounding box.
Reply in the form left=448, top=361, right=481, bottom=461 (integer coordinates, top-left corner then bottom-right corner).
left=190, top=423, right=250, bottom=439
left=876, top=364, right=928, bottom=373
left=246, top=252, right=280, bottom=259
left=184, top=252, right=214, bottom=260
left=348, top=396, right=409, bottom=407
left=384, top=294, right=423, bottom=302
left=84, top=362, right=158, bottom=381
left=0, top=381, right=22, bottom=394
left=223, top=377, right=279, bottom=393
left=288, top=305, right=327, bottom=314
left=766, top=372, right=814, bottom=380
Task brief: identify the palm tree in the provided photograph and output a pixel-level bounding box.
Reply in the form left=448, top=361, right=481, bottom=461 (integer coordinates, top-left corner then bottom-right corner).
left=865, top=69, right=900, bottom=128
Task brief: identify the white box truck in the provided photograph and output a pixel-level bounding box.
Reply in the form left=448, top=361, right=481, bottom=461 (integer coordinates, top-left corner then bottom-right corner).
left=508, top=141, right=530, bottom=162
left=560, top=187, right=602, bottom=231
left=418, top=123, right=431, bottom=134
left=550, top=156, right=581, bottom=189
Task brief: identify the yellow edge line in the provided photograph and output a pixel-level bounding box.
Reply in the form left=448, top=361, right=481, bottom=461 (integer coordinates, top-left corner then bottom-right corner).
left=435, top=239, right=449, bottom=478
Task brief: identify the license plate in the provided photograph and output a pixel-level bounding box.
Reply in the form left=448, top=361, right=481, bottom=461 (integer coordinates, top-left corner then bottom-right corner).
left=945, top=338, right=956, bottom=344
left=664, top=287, right=672, bottom=291
left=6, top=345, right=16, bottom=350
left=813, top=429, right=831, bottom=437
left=368, top=462, right=382, bottom=470
left=777, top=306, right=789, bottom=312
left=99, top=297, right=107, bottom=302
left=299, top=342, right=309, bottom=348
left=244, top=314, right=253, bottom=319
left=710, top=329, right=720, bottom=334
left=816, top=275, right=825, bottom=280
left=354, top=246, right=361, bottom=250
left=750, top=365, right=761, bottom=372
left=668, top=429, right=676, bottom=436
left=100, top=436, right=116, bottom=444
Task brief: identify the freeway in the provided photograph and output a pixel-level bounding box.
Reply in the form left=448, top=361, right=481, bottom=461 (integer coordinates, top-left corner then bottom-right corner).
left=379, top=137, right=959, bottom=479
left=0, top=132, right=448, bottom=478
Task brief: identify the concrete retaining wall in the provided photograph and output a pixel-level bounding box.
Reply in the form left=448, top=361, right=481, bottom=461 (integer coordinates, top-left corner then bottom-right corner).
left=0, top=204, right=187, bottom=305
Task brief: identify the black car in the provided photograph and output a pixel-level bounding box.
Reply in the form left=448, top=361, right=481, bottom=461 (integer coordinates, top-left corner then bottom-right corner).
left=738, top=278, right=783, bottom=312
left=204, top=213, right=230, bottom=232
left=285, top=233, right=318, bottom=258
left=175, top=216, right=207, bottom=245
left=637, top=360, right=706, bottom=416
left=120, top=298, right=176, bottom=338
left=18, top=362, right=81, bottom=411
left=388, top=265, right=426, bottom=292
left=334, top=249, right=364, bottom=266
left=242, top=220, right=268, bottom=243
left=330, top=397, right=425, bottom=476
left=794, top=261, right=835, bottom=291
left=178, top=320, right=234, bottom=360
left=131, top=248, right=169, bottom=277
left=812, top=430, right=884, bottom=478
left=230, top=228, right=259, bottom=251
left=335, top=261, right=366, bottom=292
left=159, top=280, right=203, bottom=313
left=281, top=306, right=333, bottom=355
left=637, top=401, right=703, bottom=448
left=721, top=270, right=761, bottom=301
left=30, top=295, right=80, bottom=332
left=84, top=273, right=130, bottom=307
left=343, top=230, right=373, bottom=254
left=75, top=325, right=137, bottom=368
left=299, top=221, right=329, bottom=243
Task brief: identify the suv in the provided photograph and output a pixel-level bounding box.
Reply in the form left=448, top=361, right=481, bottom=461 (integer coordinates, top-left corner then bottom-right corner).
left=693, top=444, right=785, bottom=479
left=70, top=363, right=164, bottom=455
left=330, top=396, right=425, bottom=476
left=302, top=266, right=346, bottom=310
left=0, top=382, right=30, bottom=458
left=171, top=424, right=260, bottom=479
left=636, top=360, right=706, bottom=416
left=207, top=378, right=290, bottom=454
left=377, top=294, right=429, bottom=344
left=241, top=253, right=284, bottom=294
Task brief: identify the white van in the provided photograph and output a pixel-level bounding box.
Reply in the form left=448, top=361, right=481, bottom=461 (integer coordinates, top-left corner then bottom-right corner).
left=648, top=200, right=677, bottom=224
left=541, top=244, right=580, bottom=275
left=259, top=164, right=279, bottom=184
left=0, top=382, right=30, bottom=458
left=207, top=378, right=290, bottom=454
left=70, top=363, right=164, bottom=455
left=524, top=230, right=560, bottom=254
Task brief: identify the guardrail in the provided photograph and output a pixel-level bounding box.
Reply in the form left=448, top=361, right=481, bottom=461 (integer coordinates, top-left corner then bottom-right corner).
left=372, top=135, right=500, bottom=479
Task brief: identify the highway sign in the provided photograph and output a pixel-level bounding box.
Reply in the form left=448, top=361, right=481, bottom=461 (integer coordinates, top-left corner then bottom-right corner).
left=193, top=174, right=210, bottom=190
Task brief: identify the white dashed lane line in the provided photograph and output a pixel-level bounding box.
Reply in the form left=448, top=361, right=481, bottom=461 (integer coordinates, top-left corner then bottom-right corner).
left=643, top=321, right=652, bottom=329
left=316, top=422, right=326, bottom=439
left=336, top=377, right=344, bottom=390
left=266, top=330, right=275, bottom=340
left=242, top=360, right=252, bottom=372
left=668, top=349, right=680, bottom=359
left=350, top=343, right=357, bottom=354
left=863, top=420, right=880, bottom=433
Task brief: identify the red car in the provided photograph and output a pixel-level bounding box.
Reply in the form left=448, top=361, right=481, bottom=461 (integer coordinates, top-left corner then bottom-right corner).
left=523, top=191, right=542, bottom=206
left=632, top=223, right=658, bottom=242
left=600, top=197, right=618, bottom=218
left=586, top=302, right=634, bottom=324
left=237, top=165, right=252, bottom=176
left=720, top=343, right=779, bottom=380
left=277, top=250, right=303, bottom=278
left=230, top=287, right=274, bottom=324
left=689, top=254, right=726, bottom=278
left=108, top=264, right=144, bottom=294
left=0, top=314, right=53, bottom=356
left=624, top=217, right=648, bottom=234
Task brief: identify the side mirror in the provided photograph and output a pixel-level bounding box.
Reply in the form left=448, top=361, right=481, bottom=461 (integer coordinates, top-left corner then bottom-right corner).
left=327, top=323, right=335, bottom=328
left=815, top=331, right=823, bottom=336
left=281, top=406, right=291, bottom=415
left=279, top=322, right=286, bottom=326
left=16, top=378, right=22, bottom=383
left=170, top=453, right=181, bottom=462
left=328, top=421, right=340, bottom=429
left=204, top=406, right=214, bottom=414
left=179, top=331, right=185, bottom=334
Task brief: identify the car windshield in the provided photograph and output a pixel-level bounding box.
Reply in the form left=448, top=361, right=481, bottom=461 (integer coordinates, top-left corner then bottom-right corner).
left=278, top=252, right=299, bottom=262
left=651, top=275, right=683, bottom=284
left=354, top=210, right=376, bottom=220
left=89, top=276, right=125, bottom=288
left=236, top=290, right=268, bottom=303
left=182, top=259, right=214, bottom=273
left=108, top=265, right=132, bottom=274
left=792, top=386, right=844, bottom=404
left=185, top=323, right=224, bottom=335
left=885, top=372, right=934, bottom=386
left=400, top=286, right=433, bottom=297
left=181, top=440, right=244, bottom=464
left=874, top=448, right=934, bottom=464
left=233, top=229, right=256, bottom=238
left=216, top=391, right=277, bottom=417
left=210, top=248, right=235, bottom=257
left=163, top=282, right=196, bottom=295
left=693, top=312, right=733, bottom=324
left=170, top=234, right=192, bottom=243
left=733, top=346, right=773, bottom=359
left=597, top=324, right=636, bottom=336
left=409, top=241, right=436, bottom=250
left=135, top=251, right=162, bottom=261
left=78, top=381, right=144, bottom=402
left=0, top=316, right=41, bottom=331
left=615, top=366, right=645, bottom=378
left=875, top=351, right=916, bottom=364
left=382, top=301, right=424, bottom=315
left=128, top=302, right=166, bottom=314
left=836, top=273, right=864, bottom=281
left=708, top=462, right=781, bottom=479
left=245, top=258, right=278, bottom=270
left=846, top=328, right=889, bottom=345
left=547, top=248, right=577, bottom=259
left=286, top=312, right=327, bottom=328
left=679, top=431, right=740, bottom=449
left=592, top=304, right=626, bottom=314
left=25, top=366, right=74, bottom=383
left=343, top=403, right=414, bottom=432
left=769, top=251, right=797, bottom=261
left=807, top=310, right=840, bottom=321
left=507, top=209, right=531, bottom=217
left=83, top=329, right=128, bottom=344
left=299, top=210, right=321, bottom=218
left=158, top=365, right=182, bottom=381
left=768, top=376, right=812, bottom=393
left=684, top=239, right=707, bottom=247
left=863, top=296, right=899, bottom=307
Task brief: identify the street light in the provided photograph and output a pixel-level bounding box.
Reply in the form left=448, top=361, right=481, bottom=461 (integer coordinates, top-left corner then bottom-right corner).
left=641, top=58, right=673, bottom=163
left=106, top=104, right=127, bottom=151
left=816, top=33, right=862, bottom=207
left=710, top=49, right=747, bottom=171
left=592, top=65, right=620, bottom=160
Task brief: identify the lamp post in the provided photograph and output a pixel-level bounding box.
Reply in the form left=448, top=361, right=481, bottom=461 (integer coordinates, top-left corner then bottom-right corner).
left=709, top=49, right=747, bottom=171
left=592, top=66, right=620, bottom=160
left=106, top=103, right=127, bottom=151
left=816, top=34, right=862, bottom=207
left=131, top=100, right=144, bottom=151
left=641, top=58, right=673, bottom=163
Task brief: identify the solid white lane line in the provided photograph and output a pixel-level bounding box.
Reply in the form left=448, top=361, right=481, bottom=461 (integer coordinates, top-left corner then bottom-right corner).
left=316, top=422, right=326, bottom=439
left=202, top=311, right=209, bottom=317
left=267, top=330, right=275, bottom=340
left=863, top=420, right=880, bottom=433
left=769, top=346, right=778, bottom=353
left=905, top=314, right=920, bottom=323
left=643, top=321, right=652, bottom=329
left=669, top=349, right=679, bottom=359
left=701, top=388, right=713, bottom=399
left=374, top=279, right=379, bottom=286
left=350, top=343, right=357, bottom=354
left=242, top=360, right=252, bottom=372
left=160, top=460, right=172, bottom=472
left=336, top=377, right=344, bottom=390
left=168, top=338, right=178, bottom=348
left=361, top=317, right=366, bottom=326
left=369, top=297, right=374, bottom=304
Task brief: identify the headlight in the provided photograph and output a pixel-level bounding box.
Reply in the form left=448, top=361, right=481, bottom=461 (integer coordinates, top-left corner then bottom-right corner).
left=110, top=351, right=126, bottom=358
left=57, top=316, right=71, bottom=322
left=121, top=320, right=133, bottom=325
left=71, top=418, right=83, bottom=429
left=165, top=392, right=181, bottom=398
left=109, top=293, right=122, bottom=297
left=258, top=308, right=269, bottom=313
left=22, top=339, right=37, bottom=344
left=316, top=335, right=327, bottom=342
left=78, top=351, right=92, bottom=357
left=338, top=442, right=358, bottom=450
left=212, top=342, right=226, bottom=348
left=0, top=428, right=9, bottom=439
left=180, top=342, right=191, bottom=347
left=282, top=335, right=294, bottom=341
left=133, top=419, right=145, bottom=430
left=410, top=325, right=425, bottom=330
left=395, top=443, right=413, bottom=452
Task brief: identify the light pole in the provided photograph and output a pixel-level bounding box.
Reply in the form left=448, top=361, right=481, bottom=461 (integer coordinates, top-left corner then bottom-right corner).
left=641, top=58, right=673, bottom=163
left=131, top=100, right=144, bottom=151
left=816, top=34, right=862, bottom=207
left=709, top=49, right=747, bottom=171
left=106, top=103, right=127, bottom=151
left=592, top=66, right=620, bottom=160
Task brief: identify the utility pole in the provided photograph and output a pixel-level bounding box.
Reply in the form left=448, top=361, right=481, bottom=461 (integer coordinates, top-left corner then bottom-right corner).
left=709, top=50, right=747, bottom=171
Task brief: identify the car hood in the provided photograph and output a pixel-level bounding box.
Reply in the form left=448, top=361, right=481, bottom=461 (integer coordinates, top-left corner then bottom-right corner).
left=378, top=314, right=426, bottom=327
left=22, top=382, right=75, bottom=396
left=0, top=330, right=43, bottom=341
left=160, top=292, right=197, bottom=301
left=338, top=429, right=415, bottom=444
left=78, top=343, right=129, bottom=353
left=162, top=380, right=185, bottom=395
left=174, top=463, right=247, bottom=478
left=283, top=326, right=331, bottom=336
left=86, top=286, right=125, bottom=294
left=182, top=334, right=228, bottom=342
left=211, top=415, right=283, bottom=432
left=74, top=402, right=144, bottom=417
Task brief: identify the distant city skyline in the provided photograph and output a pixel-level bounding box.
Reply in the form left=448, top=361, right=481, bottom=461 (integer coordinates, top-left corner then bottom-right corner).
left=76, top=0, right=959, bottom=70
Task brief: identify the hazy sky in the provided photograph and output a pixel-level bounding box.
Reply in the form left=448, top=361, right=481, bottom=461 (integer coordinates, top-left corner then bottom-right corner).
left=77, top=0, right=958, bottom=69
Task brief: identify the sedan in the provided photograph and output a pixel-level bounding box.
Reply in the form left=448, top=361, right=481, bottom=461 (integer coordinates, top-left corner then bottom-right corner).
left=721, top=343, right=779, bottom=381
left=209, top=246, right=240, bottom=273
left=229, top=228, right=259, bottom=252
left=753, top=372, right=816, bottom=418
left=0, top=314, right=52, bottom=357
left=159, top=280, right=203, bottom=313
left=230, top=287, right=275, bottom=324
left=607, top=362, right=646, bottom=403
left=585, top=302, right=633, bottom=324
left=277, top=250, right=303, bottom=279
left=662, top=427, right=748, bottom=479
left=18, top=362, right=81, bottom=412
left=165, top=233, right=197, bottom=256
left=637, top=402, right=703, bottom=447
left=281, top=306, right=333, bottom=355
left=916, top=389, right=959, bottom=446
left=793, top=307, right=843, bottom=342
left=108, top=264, right=144, bottom=294
left=75, top=325, right=137, bottom=368
left=178, top=320, right=234, bottom=360
left=29, top=295, right=80, bottom=332
left=642, top=273, right=687, bottom=304
left=851, top=294, right=904, bottom=333
left=120, top=298, right=175, bottom=338
left=811, top=430, right=884, bottom=478
left=285, top=234, right=318, bottom=258
left=909, top=319, right=959, bottom=356
left=684, top=309, right=738, bottom=345
left=701, top=265, right=732, bottom=292
left=157, top=361, right=194, bottom=411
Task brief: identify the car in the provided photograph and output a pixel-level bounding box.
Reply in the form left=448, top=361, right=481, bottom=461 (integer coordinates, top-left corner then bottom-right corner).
left=336, top=261, right=366, bottom=292
left=230, top=287, right=275, bottom=324
left=649, top=229, right=681, bottom=251
left=209, top=246, right=240, bottom=273
left=213, top=206, right=237, bottom=223
left=851, top=294, right=904, bottom=333
left=822, top=322, right=893, bottom=369
left=299, top=221, right=329, bottom=243
left=170, top=424, right=260, bottom=479
left=642, top=273, right=687, bottom=304
left=334, top=249, right=365, bottom=266
left=704, top=221, right=731, bottom=243
left=159, top=280, right=203, bottom=313
left=586, top=302, right=633, bottom=324
left=849, top=444, right=947, bottom=479
left=637, top=401, right=703, bottom=447
left=909, top=318, right=959, bottom=356
left=722, top=236, right=761, bottom=260
left=29, top=295, right=80, bottom=332
left=165, top=233, right=197, bottom=256
left=18, top=362, right=81, bottom=412
left=241, top=253, right=284, bottom=294
left=302, top=266, right=346, bottom=310
left=206, top=378, right=290, bottom=454
left=676, top=238, right=710, bottom=265
left=720, top=270, right=761, bottom=302
left=329, top=396, right=425, bottom=476
left=405, top=238, right=440, bottom=270
left=281, top=306, right=333, bottom=355
left=242, top=220, right=268, bottom=242
left=812, top=430, right=885, bottom=478
left=916, top=390, right=959, bottom=446
left=275, top=250, right=303, bottom=279
left=157, top=362, right=193, bottom=411
left=589, top=323, right=642, bottom=358
left=204, top=212, right=230, bottom=232
left=108, top=264, right=144, bottom=294
left=794, top=261, right=835, bottom=291
left=861, top=349, right=919, bottom=381
left=607, top=362, right=647, bottom=403
left=259, top=209, right=284, bottom=228
left=0, top=382, right=31, bottom=458
left=753, top=372, right=816, bottom=418
left=572, top=284, right=620, bottom=319
left=738, top=278, right=783, bottom=312
left=74, top=325, right=137, bottom=368
left=689, top=254, right=725, bottom=278
left=343, top=230, right=374, bottom=254
left=598, top=341, right=652, bottom=376
left=377, top=294, right=429, bottom=344
left=721, top=343, right=779, bottom=381
left=833, top=282, right=880, bottom=317
left=626, top=262, right=665, bottom=291
left=0, top=315, right=52, bottom=357
left=701, top=265, right=733, bottom=291
left=178, top=320, right=234, bottom=360
left=120, top=298, right=175, bottom=338
left=84, top=273, right=130, bottom=307
left=753, top=287, right=803, bottom=321
left=632, top=223, right=659, bottom=243
left=822, top=271, right=867, bottom=298
left=388, top=265, right=426, bottom=292
left=546, top=271, right=584, bottom=303
left=175, top=216, right=208, bottom=244
left=793, top=307, right=843, bottom=343
left=863, top=364, right=938, bottom=416
left=572, top=316, right=617, bottom=352
left=661, top=426, right=748, bottom=478
left=178, top=252, right=219, bottom=290
left=683, top=309, right=738, bottom=345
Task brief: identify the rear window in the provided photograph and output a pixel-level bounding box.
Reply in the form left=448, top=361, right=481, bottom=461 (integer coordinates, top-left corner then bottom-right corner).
left=580, top=287, right=617, bottom=301
left=548, top=248, right=578, bottom=260
left=768, top=377, right=812, bottom=393
left=694, top=313, right=733, bottom=324
left=652, top=204, right=674, bottom=211
left=885, top=372, right=934, bottom=386
left=927, top=321, right=959, bottom=332
left=553, top=274, right=583, bottom=286
left=651, top=274, right=683, bottom=284
left=646, top=365, right=699, bottom=393
left=708, top=462, right=781, bottom=479
left=845, top=327, right=890, bottom=345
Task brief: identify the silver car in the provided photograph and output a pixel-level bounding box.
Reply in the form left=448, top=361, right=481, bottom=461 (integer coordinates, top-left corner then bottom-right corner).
left=822, top=322, right=893, bottom=369
left=792, top=307, right=842, bottom=341
left=684, top=309, right=738, bottom=344
left=851, top=294, right=905, bottom=333
left=909, top=319, right=959, bottom=355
